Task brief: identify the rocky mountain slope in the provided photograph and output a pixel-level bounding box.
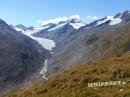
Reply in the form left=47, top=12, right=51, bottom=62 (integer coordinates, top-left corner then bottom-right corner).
left=0, top=19, right=50, bottom=94
left=14, top=10, right=130, bottom=78
left=3, top=10, right=130, bottom=96
left=28, top=10, right=130, bottom=77
left=2, top=54, right=130, bottom=97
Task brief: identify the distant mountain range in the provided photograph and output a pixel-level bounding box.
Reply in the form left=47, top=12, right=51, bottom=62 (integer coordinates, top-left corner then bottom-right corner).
left=0, top=10, right=130, bottom=95
left=13, top=10, right=130, bottom=80
left=14, top=10, right=130, bottom=77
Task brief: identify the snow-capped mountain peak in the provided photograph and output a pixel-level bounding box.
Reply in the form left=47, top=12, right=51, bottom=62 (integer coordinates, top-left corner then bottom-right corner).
left=95, top=10, right=130, bottom=27
left=39, top=15, right=80, bottom=26
left=14, top=26, right=25, bottom=32
left=96, top=15, right=122, bottom=26
left=15, top=24, right=27, bottom=30
left=37, top=15, right=86, bottom=31
left=119, top=10, right=130, bottom=22
left=14, top=24, right=34, bottom=32
left=68, top=18, right=86, bottom=29
left=47, top=18, right=86, bottom=31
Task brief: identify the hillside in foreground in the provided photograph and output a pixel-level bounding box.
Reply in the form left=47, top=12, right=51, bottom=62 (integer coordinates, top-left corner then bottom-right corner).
left=2, top=54, right=130, bottom=97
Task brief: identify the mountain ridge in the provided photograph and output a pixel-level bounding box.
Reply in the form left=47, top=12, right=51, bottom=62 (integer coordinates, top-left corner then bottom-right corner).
left=13, top=10, right=130, bottom=79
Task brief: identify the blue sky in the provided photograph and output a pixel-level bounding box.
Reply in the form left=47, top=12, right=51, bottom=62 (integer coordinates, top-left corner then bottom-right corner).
left=0, top=0, right=130, bottom=26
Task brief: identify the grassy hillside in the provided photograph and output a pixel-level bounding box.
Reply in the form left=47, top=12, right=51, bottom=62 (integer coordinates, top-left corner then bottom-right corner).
left=2, top=54, right=130, bottom=97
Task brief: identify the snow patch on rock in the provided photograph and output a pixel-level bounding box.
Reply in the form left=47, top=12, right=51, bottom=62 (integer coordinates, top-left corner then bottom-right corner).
left=69, top=22, right=85, bottom=29
left=40, top=59, right=48, bottom=80
left=14, top=27, right=24, bottom=32
left=48, top=22, right=67, bottom=31
left=109, top=18, right=122, bottom=25
left=96, top=16, right=122, bottom=26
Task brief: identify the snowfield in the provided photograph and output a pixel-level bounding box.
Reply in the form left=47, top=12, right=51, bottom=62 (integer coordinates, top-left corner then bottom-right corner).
left=23, top=28, right=55, bottom=51
left=109, top=18, right=122, bottom=25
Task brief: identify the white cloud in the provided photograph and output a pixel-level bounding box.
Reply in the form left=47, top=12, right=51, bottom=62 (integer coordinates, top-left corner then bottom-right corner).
left=37, top=20, right=42, bottom=24
left=69, top=15, right=80, bottom=19
left=86, top=16, right=98, bottom=20
left=36, top=15, right=80, bottom=26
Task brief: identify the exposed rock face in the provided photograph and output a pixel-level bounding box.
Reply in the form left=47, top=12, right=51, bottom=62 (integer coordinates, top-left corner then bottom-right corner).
left=32, top=11, right=130, bottom=77
left=0, top=19, right=50, bottom=94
